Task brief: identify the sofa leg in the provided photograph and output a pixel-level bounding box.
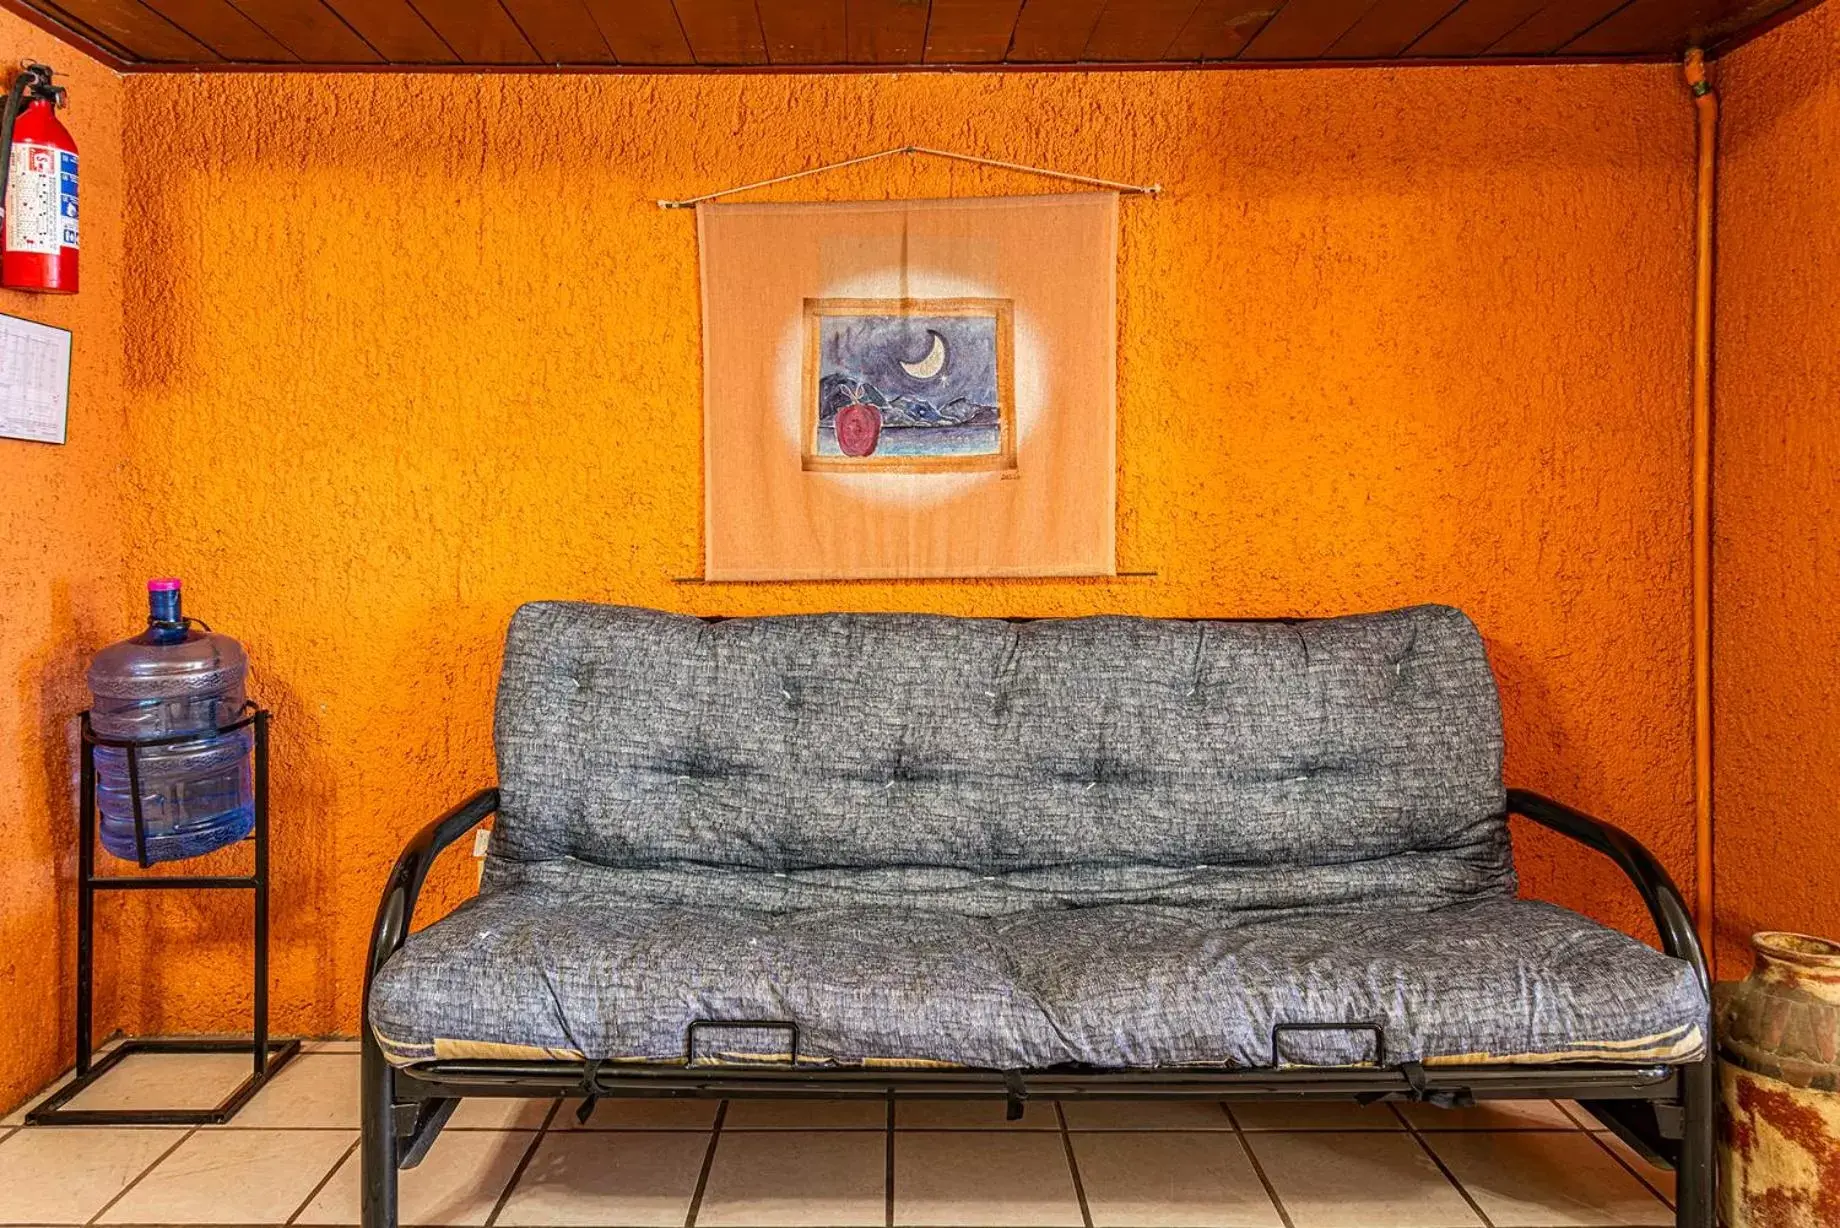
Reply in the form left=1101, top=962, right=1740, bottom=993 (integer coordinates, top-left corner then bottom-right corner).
left=1675, top=1056, right=1716, bottom=1228
left=360, top=1033, right=399, bottom=1228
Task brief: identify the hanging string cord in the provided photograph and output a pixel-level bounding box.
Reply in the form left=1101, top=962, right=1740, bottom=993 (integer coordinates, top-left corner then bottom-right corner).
left=657, top=145, right=1161, bottom=209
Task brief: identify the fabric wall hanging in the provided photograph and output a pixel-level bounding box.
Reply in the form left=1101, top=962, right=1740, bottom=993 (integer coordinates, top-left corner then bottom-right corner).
left=698, top=193, right=1118, bottom=581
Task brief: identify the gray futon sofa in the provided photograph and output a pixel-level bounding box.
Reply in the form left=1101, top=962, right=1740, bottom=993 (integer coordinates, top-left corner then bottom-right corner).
left=361, top=602, right=1714, bottom=1226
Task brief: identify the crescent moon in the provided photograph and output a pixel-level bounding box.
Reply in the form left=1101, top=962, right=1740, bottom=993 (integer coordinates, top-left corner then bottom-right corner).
left=900, top=330, right=948, bottom=380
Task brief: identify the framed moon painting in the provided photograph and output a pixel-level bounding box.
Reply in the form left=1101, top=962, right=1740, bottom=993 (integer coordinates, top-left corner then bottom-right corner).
left=698, top=193, right=1117, bottom=581
left=804, top=298, right=1016, bottom=475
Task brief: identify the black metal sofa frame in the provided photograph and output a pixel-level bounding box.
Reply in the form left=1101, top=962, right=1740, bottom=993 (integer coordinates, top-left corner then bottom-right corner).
left=359, top=786, right=1714, bottom=1228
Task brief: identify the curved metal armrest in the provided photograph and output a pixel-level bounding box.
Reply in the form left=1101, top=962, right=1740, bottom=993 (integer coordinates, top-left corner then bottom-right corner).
left=363, top=788, right=500, bottom=995
left=1506, top=788, right=1708, bottom=992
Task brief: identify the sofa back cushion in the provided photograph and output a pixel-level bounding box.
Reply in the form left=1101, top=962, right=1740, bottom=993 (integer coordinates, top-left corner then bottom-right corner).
left=486, top=603, right=1512, bottom=915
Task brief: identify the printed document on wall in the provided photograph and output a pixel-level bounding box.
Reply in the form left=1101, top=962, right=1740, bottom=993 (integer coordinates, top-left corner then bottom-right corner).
left=0, top=313, right=71, bottom=444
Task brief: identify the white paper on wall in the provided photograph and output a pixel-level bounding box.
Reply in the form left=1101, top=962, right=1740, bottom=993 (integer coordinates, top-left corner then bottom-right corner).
left=0, top=312, right=71, bottom=444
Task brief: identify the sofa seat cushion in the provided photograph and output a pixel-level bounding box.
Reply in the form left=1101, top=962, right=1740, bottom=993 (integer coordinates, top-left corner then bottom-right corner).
left=369, top=893, right=1707, bottom=1070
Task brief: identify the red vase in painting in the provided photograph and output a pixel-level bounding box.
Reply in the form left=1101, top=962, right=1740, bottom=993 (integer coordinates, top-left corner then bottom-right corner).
left=835, top=398, right=882, bottom=457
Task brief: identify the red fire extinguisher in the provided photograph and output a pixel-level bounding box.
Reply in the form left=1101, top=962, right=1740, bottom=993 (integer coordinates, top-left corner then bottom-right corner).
left=0, top=63, right=76, bottom=294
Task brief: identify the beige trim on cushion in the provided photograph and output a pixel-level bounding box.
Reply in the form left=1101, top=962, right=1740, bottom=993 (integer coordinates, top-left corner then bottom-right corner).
left=431, top=1038, right=585, bottom=1062
left=1424, top=1023, right=1705, bottom=1066
left=373, top=1022, right=1703, bottom=1072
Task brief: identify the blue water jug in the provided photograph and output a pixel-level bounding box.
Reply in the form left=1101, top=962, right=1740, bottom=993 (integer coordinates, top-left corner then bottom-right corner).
left=86, top=579, right=254, bottom=864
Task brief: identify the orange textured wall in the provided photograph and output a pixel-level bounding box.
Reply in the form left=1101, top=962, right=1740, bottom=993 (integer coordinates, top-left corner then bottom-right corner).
left=1711, top=2, right=1840, bottom=976
left=104, top=64, right=1703, bottom=1043
left=0, top=12, right=127, bottom=1113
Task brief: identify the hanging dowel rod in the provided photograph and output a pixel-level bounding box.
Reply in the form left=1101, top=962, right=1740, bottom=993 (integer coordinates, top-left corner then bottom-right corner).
left=658, top=145, right=1160, bottom=209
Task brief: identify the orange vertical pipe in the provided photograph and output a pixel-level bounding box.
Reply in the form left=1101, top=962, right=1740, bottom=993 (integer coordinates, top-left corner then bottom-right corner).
left=1684, top=49, right=1718, bottom=974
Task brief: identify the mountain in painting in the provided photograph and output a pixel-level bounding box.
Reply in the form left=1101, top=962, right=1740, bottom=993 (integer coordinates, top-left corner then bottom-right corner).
left=818, top=373, right=999, bottom=429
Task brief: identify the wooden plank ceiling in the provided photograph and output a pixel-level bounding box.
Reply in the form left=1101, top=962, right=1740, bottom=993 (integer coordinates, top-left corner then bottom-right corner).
left=7, top=0, right=1815, bottom=68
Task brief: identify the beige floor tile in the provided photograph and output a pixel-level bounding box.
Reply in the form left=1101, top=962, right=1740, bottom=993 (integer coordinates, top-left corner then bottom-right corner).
left=1071, top=1130, right=1284, bottom=1228
left=1229, top=1100, right=1405, bottom=1131
left=894, top=1130, right=1082, bottom=1226
left=303, top=1038, right=363, bottom=1054
left=723, top=1098, right=888, bottom=1129
left=0, top=1126, right=184, bottom=1224
left=297, top=1129, right=534, bottom=1226
left=1, top=1042, right=127, bottom=1125
left=55, top=1050, right=256, bottom=1116
left=229, top=1052, right=358, bottom=1129
left=893, top=1098, right=1059, bottom=1129
left=446, top=1096, right=556, bottom=1129
left=1400, top=1098, right=1577, bottom=1131
left=1593, top=1130, right=1677, bottom=1206
left=495, top=1130, right=710, bottom=1227
left=698, top=1130, right=886, bottom=1226
left=554, top=1096, right=721, bottom=1129
left=3, top=1075, right=75, bottom=1126
left=98, top=1127, right=354, bottom=1224
left=1425, top=1130, right=1674, bottom=1226
left=1245, top=1131, right=1481, bottom=1228
left=1062, top=1100, right=1233, bottom=1130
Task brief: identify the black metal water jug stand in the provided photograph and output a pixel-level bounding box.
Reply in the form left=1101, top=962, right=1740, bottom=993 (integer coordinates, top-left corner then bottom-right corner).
left=27, top=706, right=300, bottom=1126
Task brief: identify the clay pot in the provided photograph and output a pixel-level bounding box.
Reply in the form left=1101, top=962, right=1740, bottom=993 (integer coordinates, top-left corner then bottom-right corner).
left=834, top=402, right=882, bottom=457
left=1717, top=931, right=1840, bottom=1227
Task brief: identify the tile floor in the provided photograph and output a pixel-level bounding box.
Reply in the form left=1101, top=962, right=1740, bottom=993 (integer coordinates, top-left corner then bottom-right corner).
left=0, top=1041, right=1680, bottom=1228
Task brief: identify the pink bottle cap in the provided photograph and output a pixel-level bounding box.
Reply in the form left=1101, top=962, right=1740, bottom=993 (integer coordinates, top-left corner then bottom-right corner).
left=148, top=578, right=181, bottom=592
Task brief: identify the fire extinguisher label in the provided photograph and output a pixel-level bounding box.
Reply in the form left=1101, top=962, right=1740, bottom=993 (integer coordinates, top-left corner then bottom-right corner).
left=5, top=143, right=67, bottom=256
left=58, top=150, right=78, bottom=250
